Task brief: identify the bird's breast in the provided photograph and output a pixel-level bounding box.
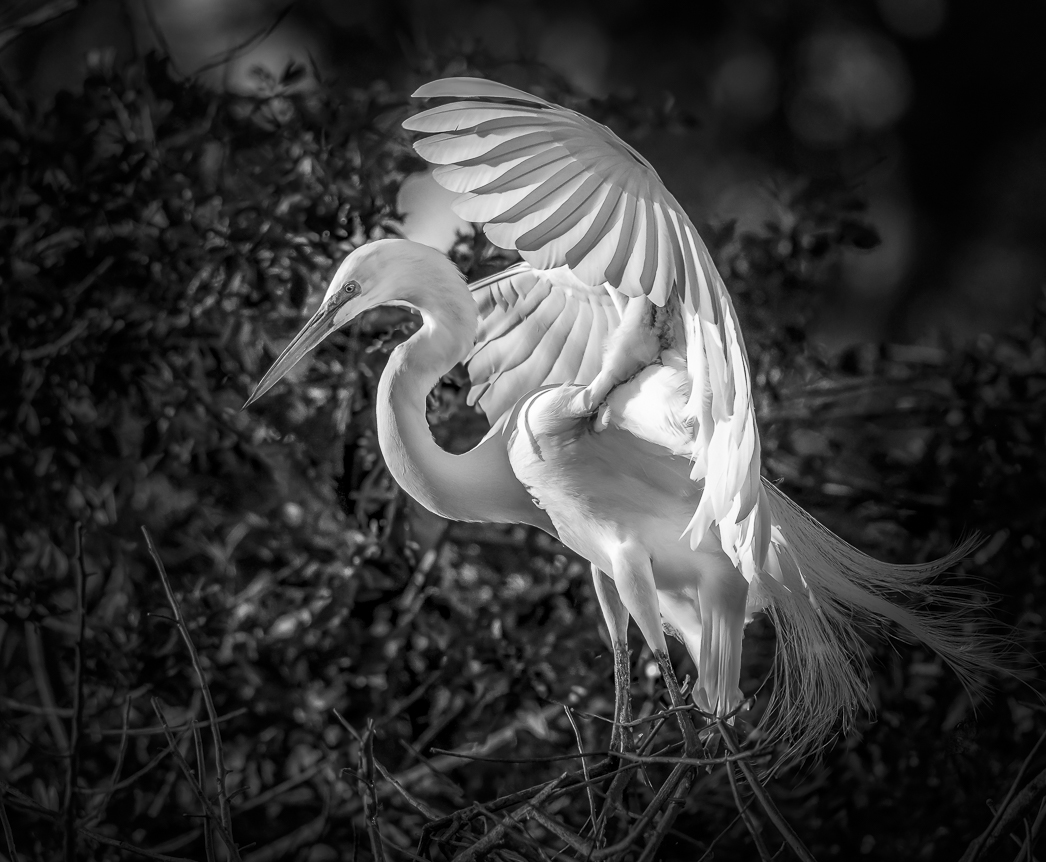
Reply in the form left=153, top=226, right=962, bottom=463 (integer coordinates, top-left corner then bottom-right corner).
left=506, top=384, right=699, bottom=545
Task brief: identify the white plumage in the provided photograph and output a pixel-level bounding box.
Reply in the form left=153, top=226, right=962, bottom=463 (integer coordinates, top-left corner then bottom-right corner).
left=246, top=78, right=1002, bottom=758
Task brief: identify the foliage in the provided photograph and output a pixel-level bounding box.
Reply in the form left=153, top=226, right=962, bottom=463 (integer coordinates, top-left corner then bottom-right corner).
left=0, top=54, right=1043, bottom=861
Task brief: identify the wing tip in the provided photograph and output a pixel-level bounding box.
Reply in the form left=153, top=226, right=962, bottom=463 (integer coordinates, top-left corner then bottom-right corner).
left=411, top=76, right=552, bottom=106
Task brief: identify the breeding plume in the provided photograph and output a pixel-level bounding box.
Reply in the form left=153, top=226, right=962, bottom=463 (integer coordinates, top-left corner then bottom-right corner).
left=248, top=77, right=997, bottom=754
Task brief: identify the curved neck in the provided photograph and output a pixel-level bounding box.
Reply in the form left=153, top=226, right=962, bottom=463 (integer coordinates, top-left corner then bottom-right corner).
left=375, top=287, right=553, bottom=533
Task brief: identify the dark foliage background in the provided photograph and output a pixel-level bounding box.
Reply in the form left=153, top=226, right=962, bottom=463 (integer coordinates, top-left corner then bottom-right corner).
left=1, top=2, right=1044, bottom=860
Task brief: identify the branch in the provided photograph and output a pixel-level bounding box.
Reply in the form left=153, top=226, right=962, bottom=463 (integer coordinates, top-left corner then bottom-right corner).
left=0, top=0, right=79, bottom=53
left=961, top=729, right=1046, bottom=862
left=63, top=522, right=88, bottom=862
left=149, top=699, right=238, bottom=857
left=142, top=528, right=238, bottom=860
left=718, top=721, right=817, bottom=862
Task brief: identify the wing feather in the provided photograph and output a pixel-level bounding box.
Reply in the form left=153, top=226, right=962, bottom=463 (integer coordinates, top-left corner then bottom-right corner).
left=411, top=77, right=554, bottom=104
left=458, top=132, right=560, bottom=167
left=465, top=265, right=621, bottom=423
left=415, top=130, right=546, bottom=166
left=516, top=174, right=604, bottom=251
left=545, top=298, right=593, bottom=383
left=403, top=103, right=548, bottom=133
left=433, top=159, right=529, bottom=194
left=408, top=77, right=770, bottom=579
left=472, top=149, right=571, bottom=194
left=485, top=162, right=587, bottom=222
left=603, top=193, right=640, bottom=291
left=565, top=184, right=624, bottom=268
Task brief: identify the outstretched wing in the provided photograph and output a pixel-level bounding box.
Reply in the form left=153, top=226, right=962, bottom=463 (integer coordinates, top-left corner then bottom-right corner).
left=466, top=262, right=622, bottom=423
left=405, top=77, right=770, bottom=579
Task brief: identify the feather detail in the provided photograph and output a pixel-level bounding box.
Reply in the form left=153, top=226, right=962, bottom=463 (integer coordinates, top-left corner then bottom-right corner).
left=754, top=479, right=1005, bottom=761
left=408, top=76, right=769, bottom=573
left=465, top=265, right=621, bottom=424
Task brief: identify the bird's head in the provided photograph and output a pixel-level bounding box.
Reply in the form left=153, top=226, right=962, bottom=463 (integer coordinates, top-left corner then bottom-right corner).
left=245, top=238, right=463, bottom=408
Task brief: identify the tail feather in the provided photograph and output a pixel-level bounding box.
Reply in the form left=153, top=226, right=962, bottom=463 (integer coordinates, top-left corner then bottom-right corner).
left=754, top=479, right=1005, bottom=761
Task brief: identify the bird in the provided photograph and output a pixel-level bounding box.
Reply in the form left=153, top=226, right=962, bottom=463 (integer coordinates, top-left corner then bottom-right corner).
left=247, top=77, right=1000, bottom=757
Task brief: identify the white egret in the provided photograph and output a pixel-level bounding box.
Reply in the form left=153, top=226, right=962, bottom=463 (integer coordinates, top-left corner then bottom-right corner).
left=248, top=78, right=999, bottom=755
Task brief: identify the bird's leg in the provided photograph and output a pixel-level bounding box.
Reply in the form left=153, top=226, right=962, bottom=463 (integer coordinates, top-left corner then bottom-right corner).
left=590, top=566, right=635, bottom=834
left=606, top=542, right=701, bottom=755
left=567, top=295, right=660, bottom=417
left=654, top=649, right=700, bottom=754
left=612, top=641, right=634, bottom=750
left=590, top=565, right=633, bottom=753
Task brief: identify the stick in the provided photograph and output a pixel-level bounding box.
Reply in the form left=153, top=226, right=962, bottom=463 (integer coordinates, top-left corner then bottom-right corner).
left=718, top=721, right=817, bottom=862
left=964, top=726, right=1046, bottom=862
left=727, top=763, right=772, bottom=862
left=359, top=722, right=387, bottom=862
left=192, top=721, right=216, bottom=862
left=24, top=621, right=68, bottom=751
left=150, top=699, right=238, bottom=857
left=142, top=528, right=238, bottom=860
left=960, top=763, right=1046, bottom=862
left=0, top=793, right=16, bottom=862
left=0, top=0, right=78, bottom=52
left=561, top=703, right=598, bottom=829
left=85, top=696, right=132, bottom=826
left=1, top=780, right=195, bottom=862
left=63, top=522, right=88, bottom=861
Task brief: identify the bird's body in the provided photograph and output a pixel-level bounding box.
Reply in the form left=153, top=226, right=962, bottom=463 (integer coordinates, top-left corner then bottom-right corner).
left=248, top=78, right=1002, bottom=756
left=508, top=382, right=750, bottom=714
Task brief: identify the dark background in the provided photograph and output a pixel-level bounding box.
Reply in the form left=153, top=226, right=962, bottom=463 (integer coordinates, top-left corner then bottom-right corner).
left=6, top=0, right=1046, bottom=347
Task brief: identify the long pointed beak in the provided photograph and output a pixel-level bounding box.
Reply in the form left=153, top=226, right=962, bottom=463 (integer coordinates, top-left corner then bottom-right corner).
left=244, top=303, right=338, bottom=409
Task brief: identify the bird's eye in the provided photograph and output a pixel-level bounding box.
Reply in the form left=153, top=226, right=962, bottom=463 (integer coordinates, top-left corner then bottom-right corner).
left=342, top=280, right=360, bottom=297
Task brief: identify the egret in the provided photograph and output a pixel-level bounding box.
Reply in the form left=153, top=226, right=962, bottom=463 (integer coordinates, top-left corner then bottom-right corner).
left=248, top=78, right=999, bottom=756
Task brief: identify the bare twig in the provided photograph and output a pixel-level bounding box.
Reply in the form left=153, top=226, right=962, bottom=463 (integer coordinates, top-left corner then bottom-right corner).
left=150, top=699, right=238, bottom=857
left=0, top=793, right=16, bottom=861
left=965, top=726, right=1046, bottom=862
left=695, top=811, right=745, bottom=862
left=0, top=697, right=74, bottom=717
left=1021, top=797, right=1046, bottom=861
left=587, top=761, right=695, bottom=860
left=613, top=748, right=763, bottom=770
left=63, top=522, right=88, bottom=862
left=96, top=707, right=248, bottom=739
left=452, top=776, right=564, bottom=862
left=142, top=528, right=238, bottom=859
left=241, top=802, right=327, bottom=862
left=24, top=620, right=68, bottom=750
left=2, top=780, right=195, bottom=862
left=85, top=696, right=133, bottom=826
left=78, top=828, right=198, bottom=862
left=562, top=703, right=597, bottom=829
left=961, top=762, right=1046, bottom=862
left=359, top=722, right=388, bottom=862
left=718, top=721, right=817, bottom=862
left=21, top=318, right=89, bottom=362
left=83, top=726, right=202, bottom=798
left=374, top=760, right=445, bottom=821
left=0, top=0, right=78, bottom=52
left=727, top=763, right=773, bottom=861
left=636, top=766, right=695, bottom=862
left=391, top=703, right=562, bottom=789
left=192, top=722, right=217, bottom=862
left=237, top=758, right=327, bottom=814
